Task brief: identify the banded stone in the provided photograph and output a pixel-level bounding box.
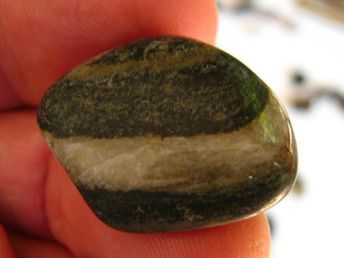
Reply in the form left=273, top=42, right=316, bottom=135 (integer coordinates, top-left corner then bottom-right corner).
left=37, top=36, right=297, bottom=233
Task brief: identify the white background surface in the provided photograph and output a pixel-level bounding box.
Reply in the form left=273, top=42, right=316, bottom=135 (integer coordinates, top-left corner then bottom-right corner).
left=216, top=1, right=344, bottom=257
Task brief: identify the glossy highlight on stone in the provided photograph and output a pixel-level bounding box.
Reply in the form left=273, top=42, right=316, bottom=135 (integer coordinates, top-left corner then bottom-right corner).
left=37, top=36, right=297, bottom=233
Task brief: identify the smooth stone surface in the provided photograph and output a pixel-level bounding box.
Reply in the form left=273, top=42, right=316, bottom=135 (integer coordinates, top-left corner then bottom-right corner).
left=37, top=36, right=297, bottom=233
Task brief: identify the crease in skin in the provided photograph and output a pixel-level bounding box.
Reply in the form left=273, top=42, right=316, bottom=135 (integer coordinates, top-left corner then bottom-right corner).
left=0, top=69, right=23, bottom=110
left=0, top=110, right=53, bottom=239
left=8, top=231, right=76, bottom=258
left=40, top=148, right=54, bottom=239
left=45, top=153, right=80, bottom=257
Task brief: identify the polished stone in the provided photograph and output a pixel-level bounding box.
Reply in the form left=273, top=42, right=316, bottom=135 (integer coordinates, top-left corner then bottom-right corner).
left=37, top=36, right=297, bottom=233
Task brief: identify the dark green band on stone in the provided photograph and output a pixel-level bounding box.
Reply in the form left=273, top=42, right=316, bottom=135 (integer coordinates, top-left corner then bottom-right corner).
left=38, top=36, right=268, bottom=139
left=78, top=166, right=291, bottom=233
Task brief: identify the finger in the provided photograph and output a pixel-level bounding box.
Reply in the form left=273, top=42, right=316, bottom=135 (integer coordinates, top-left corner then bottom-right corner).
left=0, top=224, right=15, bottom=258
left=8, top=232, right=74, bottom=258
left=0, top=110, right=51, bottom=238
left=46, top=157, right=270, bottom=258
left=0, top=0, right=217, bottom=109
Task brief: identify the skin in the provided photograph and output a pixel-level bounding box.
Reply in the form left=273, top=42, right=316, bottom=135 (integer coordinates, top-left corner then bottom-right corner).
left=0, top=1, right=270, bottom=257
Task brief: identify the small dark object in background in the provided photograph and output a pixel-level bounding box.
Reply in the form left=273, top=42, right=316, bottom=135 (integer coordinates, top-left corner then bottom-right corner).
left=292, top=71, right=306, bottom=86
left=298, top=0, right=344, bottom=24
left=217, top=0, right=295, bottom=29
left=287, top=70, right=344, bottom=111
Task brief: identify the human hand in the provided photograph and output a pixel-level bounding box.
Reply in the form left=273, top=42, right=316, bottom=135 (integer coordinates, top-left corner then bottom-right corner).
left=0, top=1, right=270, bottom=257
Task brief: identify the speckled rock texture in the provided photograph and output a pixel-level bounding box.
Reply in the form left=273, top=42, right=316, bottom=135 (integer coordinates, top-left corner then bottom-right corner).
left=38, top=36, right=297, bottom=233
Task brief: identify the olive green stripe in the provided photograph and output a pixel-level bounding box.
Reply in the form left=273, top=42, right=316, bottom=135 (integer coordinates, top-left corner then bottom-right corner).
left=38, top=37, right=268, bottom=138
left=78, top=166, right=291, bottom=233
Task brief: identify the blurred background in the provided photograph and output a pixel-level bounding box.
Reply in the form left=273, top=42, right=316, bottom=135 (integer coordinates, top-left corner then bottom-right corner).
left=216, top=0, right=343, bottom=257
